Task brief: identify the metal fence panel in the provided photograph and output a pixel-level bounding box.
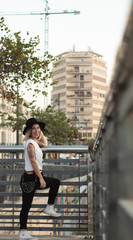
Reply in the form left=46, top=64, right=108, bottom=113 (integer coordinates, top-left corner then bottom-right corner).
left=0, top=145, right=92, bottom=237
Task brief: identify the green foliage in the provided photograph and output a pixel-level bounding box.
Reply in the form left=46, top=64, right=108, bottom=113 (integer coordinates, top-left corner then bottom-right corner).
left=0, top=17, right=59, bottom=143
left=0, top=104, right=80, bottom=145
left=30, top=106, right=80, bottom=145
left=85, top=138, right=95, bottom=152
left=0, top=17, right=57, bottom=101
left=74, top=232, right=87, bottom=235
left=0, top=100, right=30, bottom=132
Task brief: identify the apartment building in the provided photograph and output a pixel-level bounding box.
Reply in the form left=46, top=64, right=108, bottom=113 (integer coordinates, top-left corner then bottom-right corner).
left=0, top=97, right=16, bottom=144
left=0, top=97, right=25, bottom=145
left=51, top=51, right=107, bottom=139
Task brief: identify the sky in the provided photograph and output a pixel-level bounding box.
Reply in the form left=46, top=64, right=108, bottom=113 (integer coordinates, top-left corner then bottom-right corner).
left=0, top=0, right=132, bottom=106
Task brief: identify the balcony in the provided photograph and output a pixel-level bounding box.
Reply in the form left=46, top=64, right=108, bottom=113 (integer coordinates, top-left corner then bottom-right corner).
left=66, top=70, right=92, bottom=74
left=67, top=86, right=92, bottom=91
left=67, top=79, right=92, bottom=84
left=67, top=86, right=80, bottom=90
left=67, top=94, right=92, bottom=98
left=66, top=61, right=92, bottom=66
left=0, top=145, right=93, bottom=239
left=67, top=103, right=91, bottom=107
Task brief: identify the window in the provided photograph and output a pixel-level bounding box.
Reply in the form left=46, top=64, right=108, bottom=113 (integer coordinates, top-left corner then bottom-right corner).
left=73, top=75, right=78, bottom=78
left=80, top=116, right=84, bottom=121
left=80, top=108, right=84, bottom=111
left=75, top=67, right=79, bottom=72
left=80, top=100, right=84, bottom=105
left=80, top=92, right=84, bottom=96
left=100, top=93, right=105, bottom=97
left=75, top=92, right=79, bottom=96
left=83, top=133, right=87, bottom=137
left=75, top=82, right=79, bottom=87
left=81, top=58, right=84, bottom=62
left=88, top=133, right=92, bottom=137
left=87, top=92, right=91, bottom=96
left=82, top=67, right=84, bottom=72
left=80, top=75, right=84, bottom=80
left=75, top=99, right=79, bottom=105
left=80, top=83, right=84, bottom=88
left=75, top=107, right=79, bottom=113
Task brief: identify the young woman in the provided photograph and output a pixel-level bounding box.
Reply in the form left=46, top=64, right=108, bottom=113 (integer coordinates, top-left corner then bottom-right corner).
left=19, top=118, right=61, bottom=240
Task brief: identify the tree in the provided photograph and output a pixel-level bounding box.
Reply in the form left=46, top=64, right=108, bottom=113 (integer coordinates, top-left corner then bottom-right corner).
left=0, top=17, right=57, bottom=100
left=30, top=106, right=80, bottom=145
left=83, top=138, right=95, bottom=150
left=0, top=17, right=58, bottom=144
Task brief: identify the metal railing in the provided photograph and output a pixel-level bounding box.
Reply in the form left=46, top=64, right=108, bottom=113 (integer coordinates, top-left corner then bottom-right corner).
left=0, top=145, right=93, bottom=237
left=66, top=61, right=92, bottom=65
left=92, top=3, right=133, bottom=240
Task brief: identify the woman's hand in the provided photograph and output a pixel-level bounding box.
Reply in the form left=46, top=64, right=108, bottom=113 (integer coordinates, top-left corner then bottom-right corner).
left=39, top=177, right=46, bottom=189
left=38, top=131, right=47, bottom=147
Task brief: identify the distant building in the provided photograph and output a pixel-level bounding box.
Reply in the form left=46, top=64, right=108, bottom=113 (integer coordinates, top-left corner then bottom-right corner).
left=0, top=97, right=27, bottom=145
left=51, top=51, right=107, bottom=139
left=0, top=97, right=16, bottom=145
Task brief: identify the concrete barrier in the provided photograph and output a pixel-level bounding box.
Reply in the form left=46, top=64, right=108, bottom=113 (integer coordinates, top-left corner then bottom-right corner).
left=92, top=3, right=133, bottom=240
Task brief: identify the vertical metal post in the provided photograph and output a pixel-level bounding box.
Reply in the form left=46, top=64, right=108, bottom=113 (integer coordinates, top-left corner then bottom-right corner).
left=16, top=80, right=19, bottom=145
left=87, top=152, right=90, bottom=238
left=12, top=153, right=15, bottom=230
left=78, top=153, right=81, bottom=232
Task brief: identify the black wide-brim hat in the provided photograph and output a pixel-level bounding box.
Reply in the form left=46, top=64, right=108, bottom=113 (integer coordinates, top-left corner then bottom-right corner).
left=23, top=118, right=45, bottom=135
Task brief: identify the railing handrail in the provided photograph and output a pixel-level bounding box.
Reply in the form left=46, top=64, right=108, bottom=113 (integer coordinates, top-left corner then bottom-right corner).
left=0, top=145, right=89, bottom=153
left=0, top=144, right=93, bottom=237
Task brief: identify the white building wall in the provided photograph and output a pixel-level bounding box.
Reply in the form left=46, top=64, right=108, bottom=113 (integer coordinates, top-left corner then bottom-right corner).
left=52, top=51, right=107, bottom=139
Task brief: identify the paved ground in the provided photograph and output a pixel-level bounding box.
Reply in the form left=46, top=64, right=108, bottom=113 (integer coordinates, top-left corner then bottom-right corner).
left=0, top=235, right=89, bottom=240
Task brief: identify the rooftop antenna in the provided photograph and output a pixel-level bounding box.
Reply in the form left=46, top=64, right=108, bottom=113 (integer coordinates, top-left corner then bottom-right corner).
left=73, top=44, right=76, bottom=51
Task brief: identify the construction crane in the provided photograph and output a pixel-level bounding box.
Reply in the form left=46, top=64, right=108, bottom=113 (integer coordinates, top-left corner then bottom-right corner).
left=0, top=0, right=80, bottom=52
left=0, top=1, right=80, bottom=109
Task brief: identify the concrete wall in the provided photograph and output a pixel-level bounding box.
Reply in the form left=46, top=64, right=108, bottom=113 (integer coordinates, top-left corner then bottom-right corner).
left=92, top=3, right=133, bottom=240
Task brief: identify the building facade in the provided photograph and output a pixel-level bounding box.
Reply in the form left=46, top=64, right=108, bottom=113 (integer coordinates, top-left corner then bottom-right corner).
left=0, top=97, right=25, bottom=145
left=51, top=51, right=107, bottom=139
left=0, top=97, right=16, bottom=145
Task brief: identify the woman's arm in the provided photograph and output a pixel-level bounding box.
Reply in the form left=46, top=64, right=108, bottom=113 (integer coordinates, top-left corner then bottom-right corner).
left=27, top=143, right=46, bottom=188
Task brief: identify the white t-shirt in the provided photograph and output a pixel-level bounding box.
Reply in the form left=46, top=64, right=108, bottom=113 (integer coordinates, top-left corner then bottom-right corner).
left=24, top=139, right=43, bottom=171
